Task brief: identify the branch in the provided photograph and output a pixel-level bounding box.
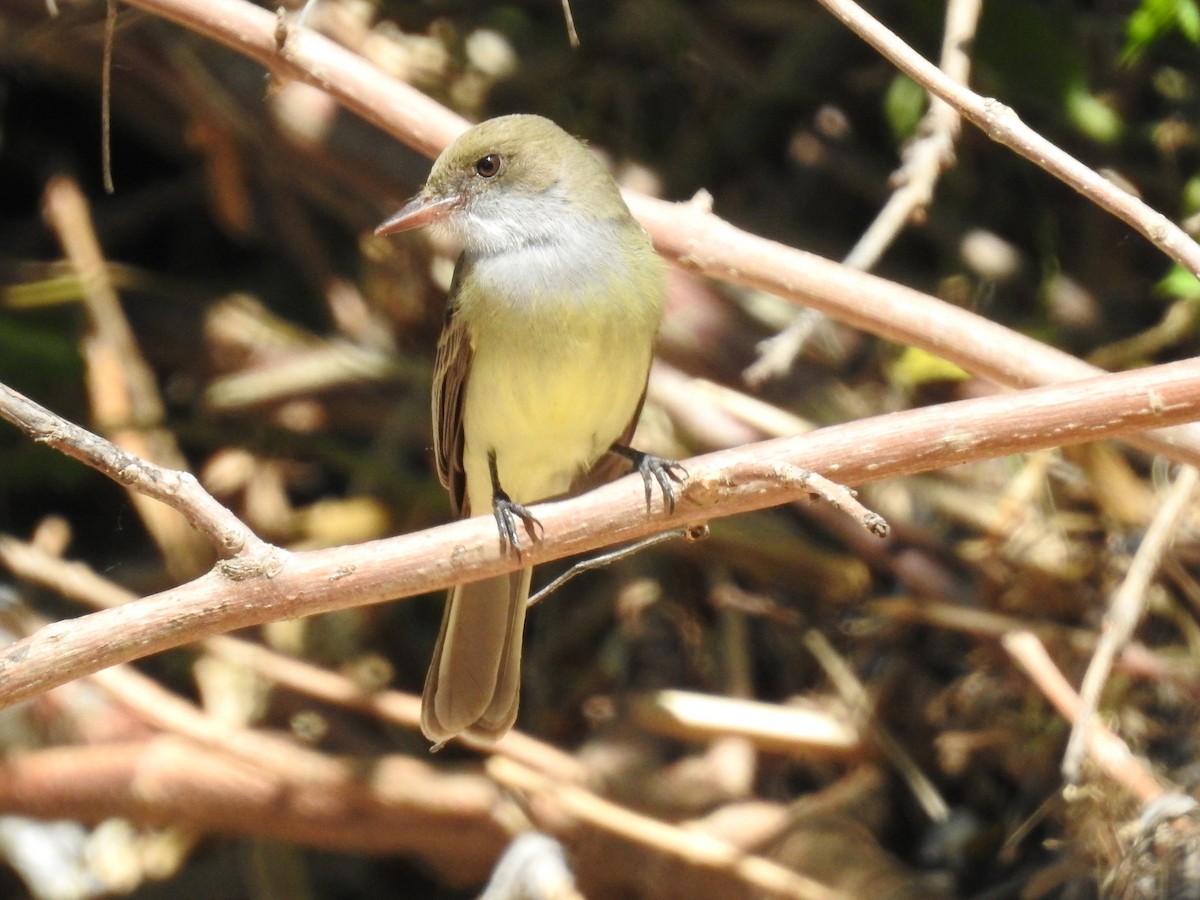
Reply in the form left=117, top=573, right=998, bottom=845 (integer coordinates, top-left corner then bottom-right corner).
left=1003, top=632, right=1165, bottom=805
left=746, top=0, right=984, bottom=382
left=0, top=383, right=272, bottom=563
left=0, top=739, right=509, bottom=870
left=0, top=540, right=853, bottom=898
left=842, top=0, right=982, bottom=271
left=1062, top=465, right=1200, bottom=783
left=43, top=174, right=216, bottom=576
left=814, top=0, right=1200, bottom=279
left=117, top=0, right=1200, bottom=468
left=4, top=356, right=1200, bottom=709
left=746, top=0, right=985, bottom=388
left=488, top=756, right=847, bottom=900
left=629, top=197, right=1200, bottom=468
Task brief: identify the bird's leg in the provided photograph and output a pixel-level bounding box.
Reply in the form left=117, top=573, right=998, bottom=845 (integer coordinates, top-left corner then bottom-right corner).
left=488, top=450, right=543, bottom=554
left=609, top=445, right=688, bottom=513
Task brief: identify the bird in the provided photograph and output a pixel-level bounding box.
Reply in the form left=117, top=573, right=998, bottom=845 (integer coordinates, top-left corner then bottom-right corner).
left=376, top=114, right=683, bottom=745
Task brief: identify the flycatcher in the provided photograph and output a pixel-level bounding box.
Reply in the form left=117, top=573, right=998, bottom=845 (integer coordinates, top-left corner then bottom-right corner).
left=376, top=115, right=682, bottom=745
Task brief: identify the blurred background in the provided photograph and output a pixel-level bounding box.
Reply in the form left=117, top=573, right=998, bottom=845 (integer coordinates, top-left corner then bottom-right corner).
left=1, top=0, right=1200, bottom=897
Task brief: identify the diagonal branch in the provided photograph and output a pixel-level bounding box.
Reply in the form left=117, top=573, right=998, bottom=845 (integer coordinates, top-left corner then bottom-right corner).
left=4, top=356, right=1200, bottom=711
left=839, top=0, right=982, bottom=272
left=1062, top=464, right=1200, bottom=784
left=631, top=194, right=1200, bottom=468
left=113, top=0, right=1200, bottom=469
left=814, top=0, right=1200, bottom=279
left=0, top=382, right=272, bottom=562
left=744, top=0, right=984, bottom=385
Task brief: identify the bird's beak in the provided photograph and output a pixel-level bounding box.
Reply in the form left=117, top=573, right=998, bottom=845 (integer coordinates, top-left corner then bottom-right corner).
left=374, top=192, right=461, bottom=235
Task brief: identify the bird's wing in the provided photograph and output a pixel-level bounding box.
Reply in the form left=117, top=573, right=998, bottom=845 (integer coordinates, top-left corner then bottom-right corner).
left=432, top=295, right=472, bottom=518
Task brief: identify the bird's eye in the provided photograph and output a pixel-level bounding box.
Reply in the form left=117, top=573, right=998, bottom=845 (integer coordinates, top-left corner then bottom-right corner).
left=474, top=154, right=502, bottom=178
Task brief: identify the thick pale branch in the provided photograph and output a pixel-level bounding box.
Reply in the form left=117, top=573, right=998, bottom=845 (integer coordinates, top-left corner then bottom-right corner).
left=0, top=738, right=509, bottom=870
left=4, top=357, right=1200, bottom=710
left=113, top=0, right=1200, bottom=468
left=630, top=196, right=1200, bottom=468
left=121, top=0, right=465, bottom=156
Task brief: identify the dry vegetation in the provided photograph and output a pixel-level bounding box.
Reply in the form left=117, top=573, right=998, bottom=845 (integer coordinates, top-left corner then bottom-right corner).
left=2, top=0, right=1200, bottom=897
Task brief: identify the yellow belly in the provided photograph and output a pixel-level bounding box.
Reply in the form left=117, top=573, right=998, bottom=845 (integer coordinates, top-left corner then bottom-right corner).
left=461, top=315, right=651, bottom=511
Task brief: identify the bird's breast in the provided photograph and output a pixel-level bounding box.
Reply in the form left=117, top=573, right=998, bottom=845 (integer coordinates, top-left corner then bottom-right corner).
left=455, top=234, right=663, bottom=509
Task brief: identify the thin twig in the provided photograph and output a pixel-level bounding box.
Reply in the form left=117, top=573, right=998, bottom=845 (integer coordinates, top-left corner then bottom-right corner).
left=527, top=526, right=704, bottom=608
left=1062, top=465, right=1200, bottom=783
left=101, top=0, right=116, bottom=193
left=560, top=0, right=579, bottom=48
left=803, top=630, right=949, bottom=823
left=1002, top=631, right=1164, bottom=804
left=295, top=0, right=318, bottom=28
left=745, top=307, right=825, bottom=388
left=0, top=382, right=273, bottom=563
left=746, top=0, right=983, bottom=385
left=814, top=0, right=1200, bottom=279
left=42, top=175, right=217, bottom=576
left=487, top=756, right=849, bottom=900
left=841, top=0, right=981, bottom=270
left=781, top=466, right=889, bottom=537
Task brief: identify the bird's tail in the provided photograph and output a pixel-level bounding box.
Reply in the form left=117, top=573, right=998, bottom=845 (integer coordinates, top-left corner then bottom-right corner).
left=421, top=567, right=532, bottom=744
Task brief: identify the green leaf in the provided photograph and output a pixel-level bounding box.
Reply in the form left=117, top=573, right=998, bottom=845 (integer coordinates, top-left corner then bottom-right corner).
left=1123, top=0, right=1200, bottom=63
left=1176, top=0, right=1200, bottom=39
left=1156, top=264, right=1200, bottom=300
left=888, top=347, right=970, bottom=389
left=884, top=75, right=927, bottom=142
left=1064, top=87, right=1124, bottom=144
left=1182, top=173, right=1200, bottom=217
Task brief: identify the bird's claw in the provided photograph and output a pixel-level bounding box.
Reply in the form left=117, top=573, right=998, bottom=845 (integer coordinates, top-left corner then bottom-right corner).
left=492, top=491, right=543, bottom=555
left=632, top=452, right=688, bottom=513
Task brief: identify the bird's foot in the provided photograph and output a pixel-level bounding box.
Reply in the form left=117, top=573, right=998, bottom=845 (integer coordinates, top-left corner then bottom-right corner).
left=613, top=446, right=688, bottom=513
left=492, top=490, right=544, bottom=555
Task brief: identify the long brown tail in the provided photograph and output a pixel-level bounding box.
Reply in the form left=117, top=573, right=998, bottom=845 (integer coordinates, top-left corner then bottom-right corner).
left=421, top=567, right=532, bottom=744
